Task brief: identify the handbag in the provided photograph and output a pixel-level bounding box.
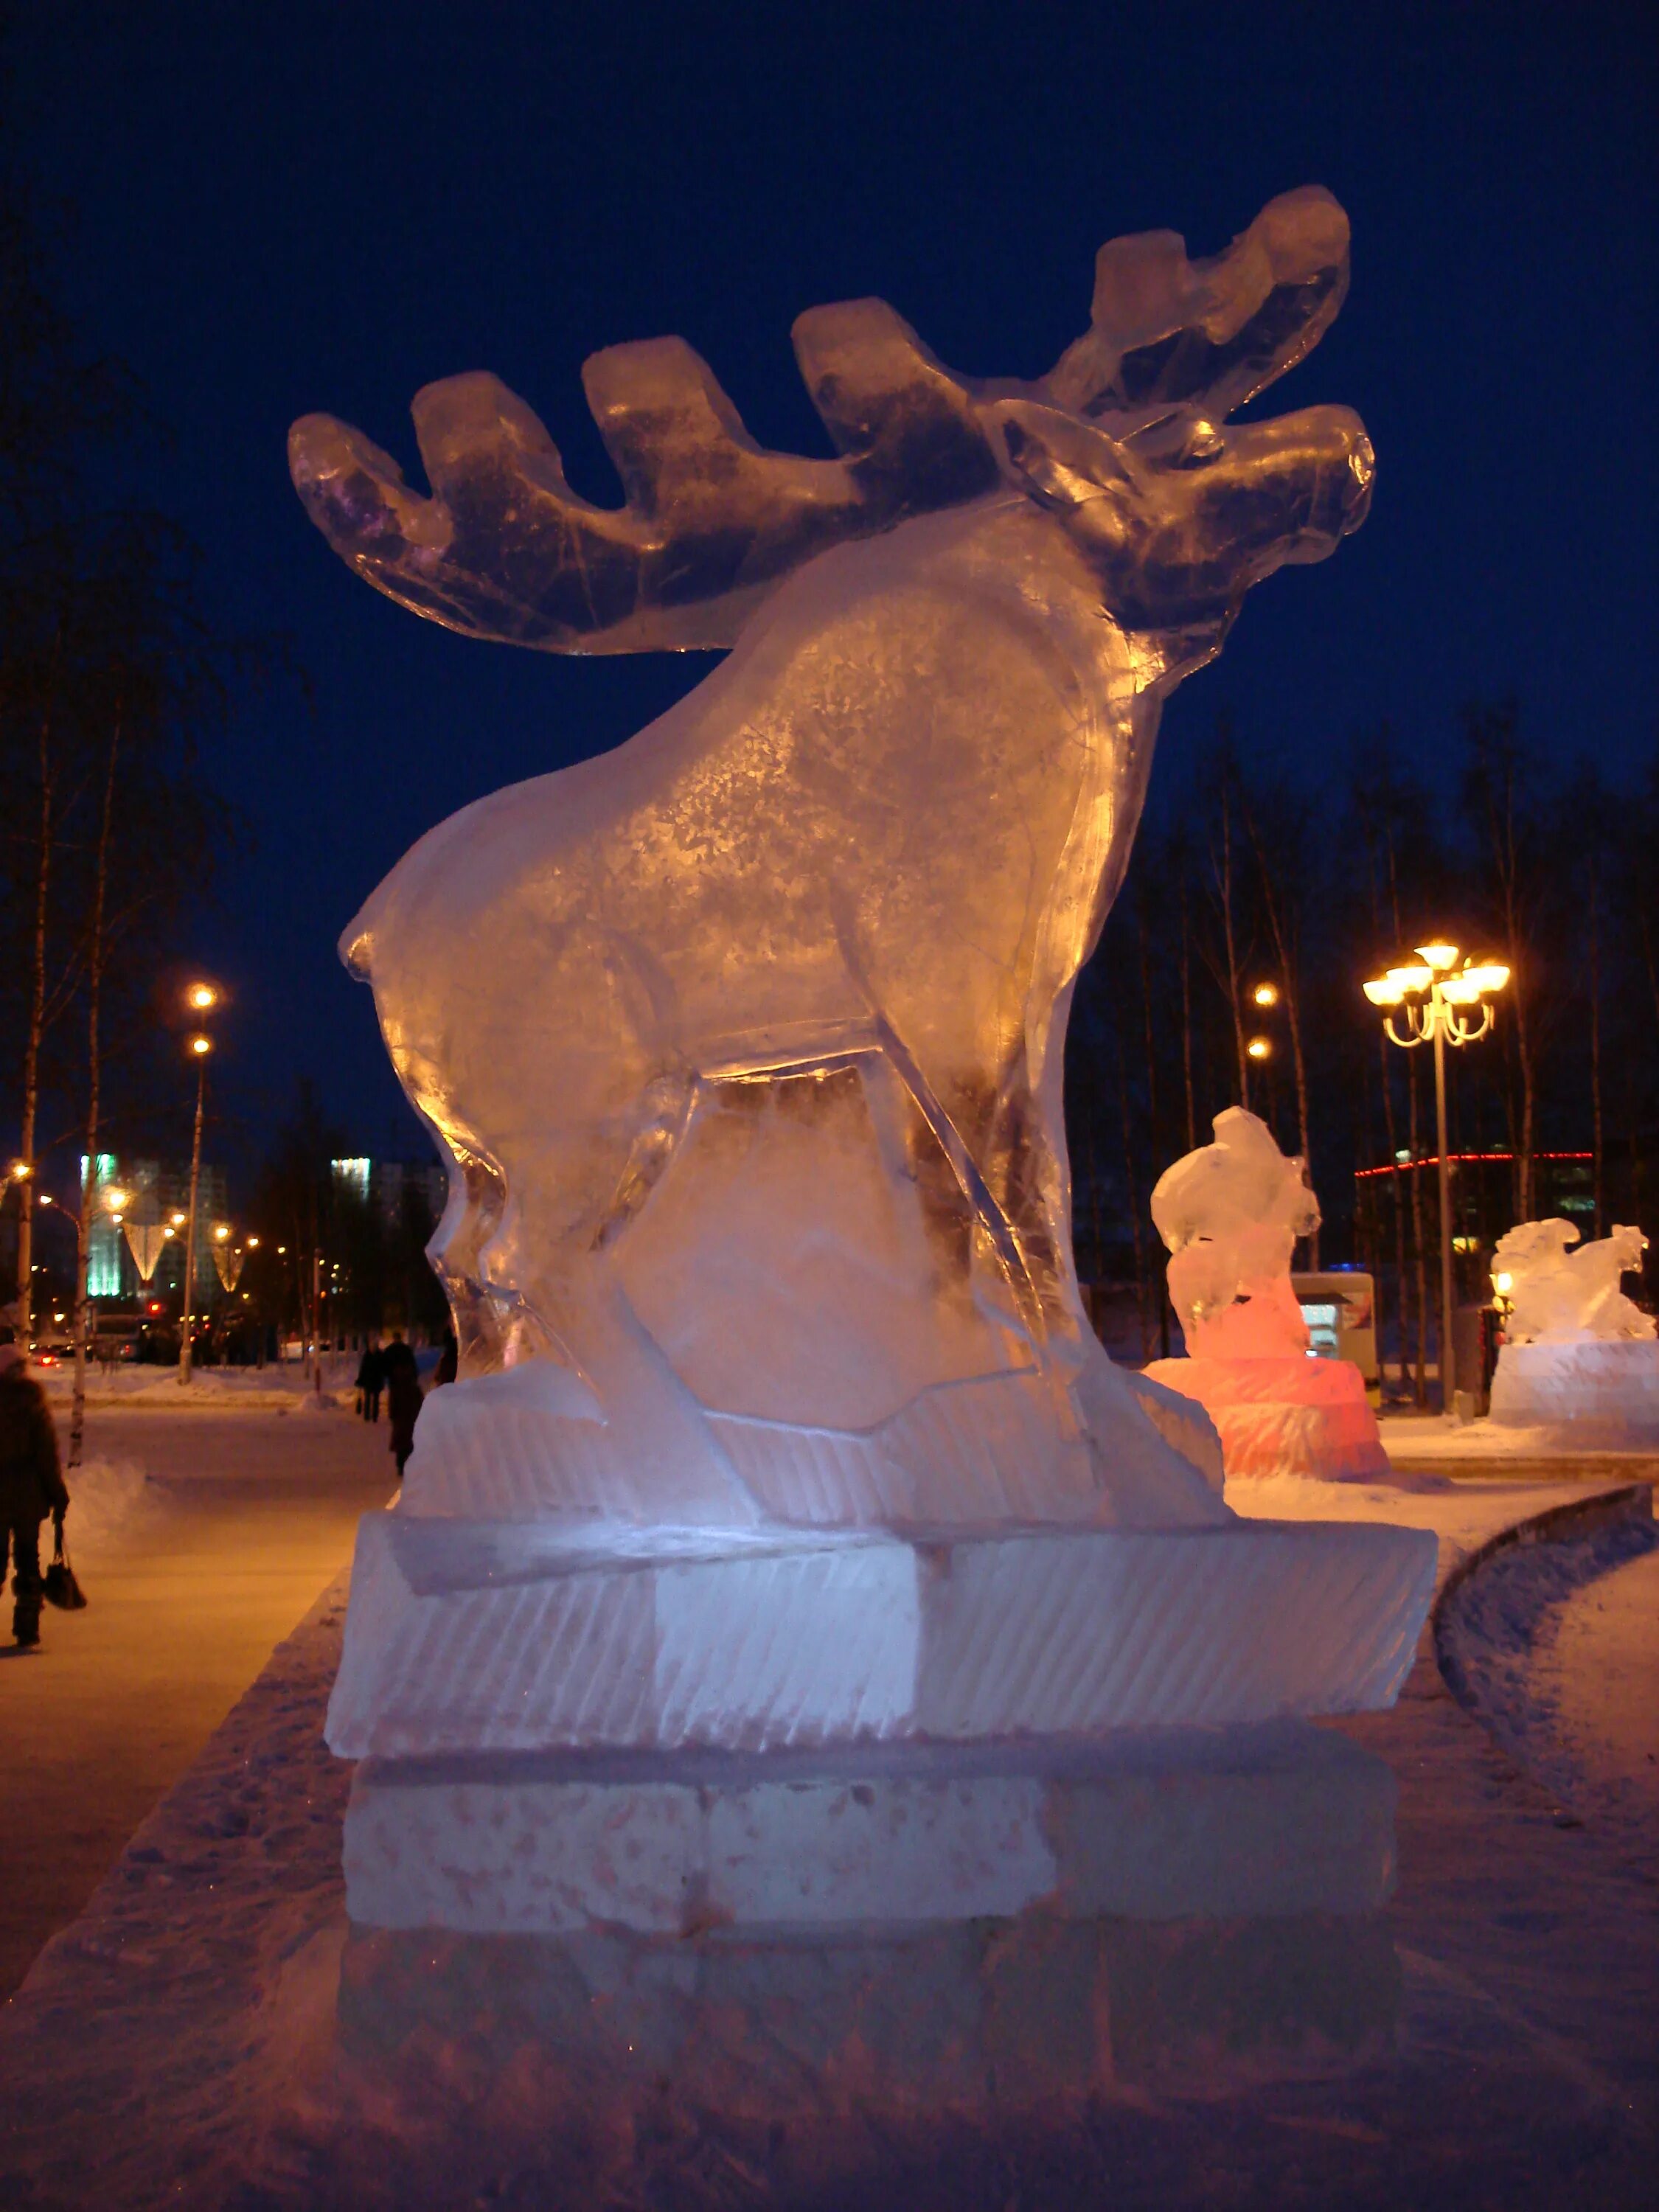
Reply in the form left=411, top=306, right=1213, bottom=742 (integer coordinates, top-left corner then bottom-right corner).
left=43, top=1521, right=87, bottom=1612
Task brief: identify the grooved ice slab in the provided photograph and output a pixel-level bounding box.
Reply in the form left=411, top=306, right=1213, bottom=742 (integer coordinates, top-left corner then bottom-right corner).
left=325, top=1512, right=1436, bottom=1759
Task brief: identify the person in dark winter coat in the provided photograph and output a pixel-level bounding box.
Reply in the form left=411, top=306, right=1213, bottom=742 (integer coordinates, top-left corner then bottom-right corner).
left=0, top=1338, right=70, bottom=1649
left=355, top=1341, right=386, bottom=1422
left=382, top=1336, right=423, bottom=1479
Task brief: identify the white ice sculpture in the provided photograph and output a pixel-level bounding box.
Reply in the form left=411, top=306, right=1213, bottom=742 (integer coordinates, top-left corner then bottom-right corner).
left=1489, top=1219, right=1659, bottom=1439
left=1144, top=1109, right=1388, bottom=1482
left=293, top=190, right=1430, bottom=1761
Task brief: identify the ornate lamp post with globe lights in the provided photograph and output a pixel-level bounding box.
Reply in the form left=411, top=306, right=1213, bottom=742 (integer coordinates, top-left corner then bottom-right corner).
left=178, top=982, right=220, bottom=1384
left=1363, top=945, right=1509, bottom=1412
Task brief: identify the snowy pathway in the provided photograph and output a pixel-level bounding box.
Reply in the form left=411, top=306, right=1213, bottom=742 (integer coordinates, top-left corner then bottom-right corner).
left=0, top=1405, right=389, bottom=1997
left=1537, top=1540, right=1659, bottom=1822
left=1439, top=1509, right=1659, bottom=1855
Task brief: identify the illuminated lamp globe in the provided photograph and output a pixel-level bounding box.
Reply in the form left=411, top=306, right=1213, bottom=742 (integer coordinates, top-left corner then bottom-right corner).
left=1251, top=981, right=1279, bottom=1008
left=185, top=981, right=219, bottom=1012
left=187, top=1033, right=212, bottom=1058
left=1246, top=1036, right=1272, bottom=1061
left=1416, top=942, right=1459, bottom=973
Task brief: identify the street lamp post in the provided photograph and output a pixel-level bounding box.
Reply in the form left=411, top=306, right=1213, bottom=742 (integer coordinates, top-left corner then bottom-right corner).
left=178, top=982, right=220, bottom=1383
left=1363, top=945, right=1509, bottom=1413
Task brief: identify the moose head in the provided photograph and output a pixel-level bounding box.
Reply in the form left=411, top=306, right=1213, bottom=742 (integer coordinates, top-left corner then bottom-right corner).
left=289, top=189, right=1373, bottom=1531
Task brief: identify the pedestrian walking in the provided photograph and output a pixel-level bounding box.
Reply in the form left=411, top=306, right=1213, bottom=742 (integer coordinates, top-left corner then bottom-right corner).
left=355, top=1339, right=386, bottom=1422
left=383, top=1336, right=423, bottom=1480
left=0, top=1332, right=71, bottom=1651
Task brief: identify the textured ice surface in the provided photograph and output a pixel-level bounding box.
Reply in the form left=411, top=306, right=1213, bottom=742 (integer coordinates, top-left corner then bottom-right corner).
left=292, top=194, right=1371, bottom=1540
left=342, top=1724, right=1396, bottom=1935
left=324, top=1511, right=1436, bottom=1758
left=288, top=197, right=1406, bottom=1750
left=1152, top=1107, right=1321, bottom=1359
left=1145, top=1354, right=1389, bottom=1481
left=1493, top=1219, right=1654, bottom=1344
left=1489, top=1338, right=1659, bottom=1442
left=1147, top=1110, right=1385, bottom=1479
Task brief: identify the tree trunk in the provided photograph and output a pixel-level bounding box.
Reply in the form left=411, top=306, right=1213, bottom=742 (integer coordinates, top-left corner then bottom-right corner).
left=1135, top=914, right=1172, bottom=1356
left=16, top=654, right=61, bottom=1335
left=1179, top=884, right=1197, bottom=1154
left=70, top=710, right=121, bottom=1471
left=1116, top=1032, right=1150, bottom=1363
left=1242, top=795, right=1316, bottom=1266
left=1589, top=853, right=1604, bottom=1239
left=1217, top=790, right=1249, bottom=1107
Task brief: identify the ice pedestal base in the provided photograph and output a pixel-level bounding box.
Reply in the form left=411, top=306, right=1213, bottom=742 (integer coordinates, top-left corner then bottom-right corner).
left=324, top=1512, right=1434, bottom=1760
left=1488, top=1338, right=1659, bottom=1444
left=343, top=1723, right=1397, bottom=1936
left=1143, top=1355, right=1388, bottom=1481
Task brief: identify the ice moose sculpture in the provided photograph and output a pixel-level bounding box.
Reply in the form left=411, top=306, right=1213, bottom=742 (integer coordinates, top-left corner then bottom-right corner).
left=1144, top=1110, right=1388, bottom=1482
left=293, top=188, right=1433, bottom=1762
left=1489, top=1219, right=1659, bottom=1440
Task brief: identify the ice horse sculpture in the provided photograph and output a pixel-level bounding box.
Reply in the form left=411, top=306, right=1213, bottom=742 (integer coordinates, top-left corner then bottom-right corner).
left=1144, top=1110, right=1388, bottom=1482
left=293, top=189, right=1432, bottom=1759
left=1489, top=1219, right=1659, bottom=1441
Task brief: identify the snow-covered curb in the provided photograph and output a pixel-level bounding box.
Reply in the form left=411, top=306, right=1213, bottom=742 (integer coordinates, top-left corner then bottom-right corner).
left=1433, top=1484, right=1656, bottom=1846
left=1379, top=1413, right=1659, bottom=1464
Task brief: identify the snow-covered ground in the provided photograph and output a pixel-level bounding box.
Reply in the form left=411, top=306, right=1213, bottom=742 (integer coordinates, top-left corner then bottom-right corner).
left=1439, top=1514, right=1658, bottom=1852
left=1379, top=1408, right=1659, bottom=1470
left=37, top=1356, right=361, bottom=1414
left=1227, top=1469, right=1624, bottom=1582
left=1, top=1426, right=1654, bottom=2208
left=0, top=1406, right=390, bottom=2000
left=0, top=1460, right=1655, bottom=2203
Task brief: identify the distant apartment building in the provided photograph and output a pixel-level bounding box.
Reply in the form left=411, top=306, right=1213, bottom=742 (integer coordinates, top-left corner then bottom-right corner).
left=330, top=1156, right=448, bottom=1225
left=82, top=1153, right=229, bottom=1301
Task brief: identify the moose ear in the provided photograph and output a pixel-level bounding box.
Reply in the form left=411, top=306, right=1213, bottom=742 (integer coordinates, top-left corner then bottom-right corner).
left=990, top=399, right=1140, bottom=511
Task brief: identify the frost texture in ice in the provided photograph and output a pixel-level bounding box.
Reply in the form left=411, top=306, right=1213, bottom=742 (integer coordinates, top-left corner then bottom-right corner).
left=292, top=192, right=1373, bottom=1534
left=1152, top=1108, right=1320, bottom=1360
left=1146, top=1110, right=1386, bottom=1482
left=1492, top=1220, right=1654, bottom=1344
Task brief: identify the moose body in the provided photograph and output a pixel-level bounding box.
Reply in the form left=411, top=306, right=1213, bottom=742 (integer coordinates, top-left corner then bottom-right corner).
left=296, top=189, right=1372, bottom=1521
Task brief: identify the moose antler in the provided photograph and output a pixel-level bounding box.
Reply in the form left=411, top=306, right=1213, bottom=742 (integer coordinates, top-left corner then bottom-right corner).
left=288, top=187, right=1350, bottom=654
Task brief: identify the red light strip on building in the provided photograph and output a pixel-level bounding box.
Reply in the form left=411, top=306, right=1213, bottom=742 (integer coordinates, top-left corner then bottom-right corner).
left=1354, top=1150, right=1593, bottom=1180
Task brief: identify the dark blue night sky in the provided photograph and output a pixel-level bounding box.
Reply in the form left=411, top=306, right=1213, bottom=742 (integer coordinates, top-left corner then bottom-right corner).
left=11, top=3, right=1655, bottom=1158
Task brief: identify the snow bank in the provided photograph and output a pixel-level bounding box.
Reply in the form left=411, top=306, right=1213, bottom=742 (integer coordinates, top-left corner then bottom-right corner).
left=60, top=1454, right=162, bottom=1549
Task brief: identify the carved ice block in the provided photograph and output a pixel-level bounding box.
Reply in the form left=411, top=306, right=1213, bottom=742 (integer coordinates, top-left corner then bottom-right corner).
left=1144, top=1354, right=1389, bottom=1482
left=343, top=1725, right=1397, bottom=1935
left=325, top=1512, right=1436, bottom=1760
left=1488, top=1338, right=1659, bottom=1443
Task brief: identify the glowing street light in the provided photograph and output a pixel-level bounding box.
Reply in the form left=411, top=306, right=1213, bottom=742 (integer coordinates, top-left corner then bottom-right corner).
left=178, top=981, right=223, bottom=1385
left=1251, top=981, right=1279, bottom=1009
left=1362, top=945, right=1509, bottom=1411
left=1245, top=1035, right=1272, bottom=1061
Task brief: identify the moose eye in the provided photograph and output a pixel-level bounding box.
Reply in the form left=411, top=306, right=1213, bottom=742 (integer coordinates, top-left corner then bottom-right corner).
left=1174, top=425, right=1226, bottom=470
